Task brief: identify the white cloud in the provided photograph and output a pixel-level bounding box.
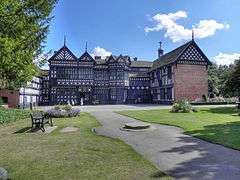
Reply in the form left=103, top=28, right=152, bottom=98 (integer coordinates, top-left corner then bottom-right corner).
left=213, top=53, right=240, bottom=66
left=145, top=11, right=230, bottom=42
left=92, top=46, right=112, bottom=58
left=33, top=52, right=52, bottom=70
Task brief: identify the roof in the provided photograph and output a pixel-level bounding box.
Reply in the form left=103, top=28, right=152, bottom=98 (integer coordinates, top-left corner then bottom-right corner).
left=150, top=40, right=211, bottom=71
left=94, top=59, right=107, bottom=65
left=151, top=41, right=192, bottom=71
left=93, top=56, right=152, bottom=68
left=79, top=51, right=95, bottom=61
left=49, top=45, right=78, bottom=61
left=129, top=72, right=149, bottom=78
left=130, top=61, right=153, bottom=68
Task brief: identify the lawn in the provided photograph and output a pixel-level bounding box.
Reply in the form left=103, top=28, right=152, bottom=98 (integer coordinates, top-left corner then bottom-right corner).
left=0, top=111, right=170, bottom=180
left=0, top=107, right=30, bottom=124
left=118, top=107, right=240, bottom=150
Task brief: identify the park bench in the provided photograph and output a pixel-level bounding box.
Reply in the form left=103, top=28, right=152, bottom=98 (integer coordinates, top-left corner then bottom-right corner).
left=30, top=111, right=53, bottom=132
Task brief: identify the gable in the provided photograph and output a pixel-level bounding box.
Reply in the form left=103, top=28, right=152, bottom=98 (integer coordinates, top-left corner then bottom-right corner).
left=177, top=42, right=211, bottom=65
left=50, top=46, right=77, bottom=61
left=79, top=52, right=94, bottom=62
left=106, top=55, right=117, bottom=63
left=179, top=44, right=205, bottom=61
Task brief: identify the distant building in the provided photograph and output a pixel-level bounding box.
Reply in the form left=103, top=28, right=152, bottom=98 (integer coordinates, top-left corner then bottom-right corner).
left=19, top=77, right=42, bottom=108
left=0, top=77, right=42, bottom=108
left=40, top=39, right=211, bottom=105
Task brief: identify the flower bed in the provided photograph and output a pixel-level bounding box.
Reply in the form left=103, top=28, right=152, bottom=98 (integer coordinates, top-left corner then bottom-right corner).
left=45, top=105, right=81, bottom=118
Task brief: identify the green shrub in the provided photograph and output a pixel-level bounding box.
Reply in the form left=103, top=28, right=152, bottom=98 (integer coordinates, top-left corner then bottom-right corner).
left=171, top=100, right=193, bottom=113
left=54, top=105, right=61, bottom=110
left=62, top=105, right=72, bottom=111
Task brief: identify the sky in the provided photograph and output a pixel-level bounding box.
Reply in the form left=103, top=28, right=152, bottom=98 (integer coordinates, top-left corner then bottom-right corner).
left=44, top=0, right=240, bottom=66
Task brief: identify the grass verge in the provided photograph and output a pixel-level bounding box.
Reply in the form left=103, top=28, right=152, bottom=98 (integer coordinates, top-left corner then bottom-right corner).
left=118, top=107, right=240, bottom=150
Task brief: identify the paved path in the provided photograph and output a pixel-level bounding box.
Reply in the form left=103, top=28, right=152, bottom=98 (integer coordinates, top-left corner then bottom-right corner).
left=91, top=111, right=240, bottom=180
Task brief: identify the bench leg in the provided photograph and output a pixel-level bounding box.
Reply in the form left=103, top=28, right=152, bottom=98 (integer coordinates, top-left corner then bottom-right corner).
left=41, top=123, right=45, bottom=132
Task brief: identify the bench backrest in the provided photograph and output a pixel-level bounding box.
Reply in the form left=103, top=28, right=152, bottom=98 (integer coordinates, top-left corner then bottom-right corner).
left=30, top=111, right=44, bottom=121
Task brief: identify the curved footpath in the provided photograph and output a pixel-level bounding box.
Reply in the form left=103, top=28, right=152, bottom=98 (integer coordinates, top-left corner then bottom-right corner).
left=90, top=111, right=240, bottom=180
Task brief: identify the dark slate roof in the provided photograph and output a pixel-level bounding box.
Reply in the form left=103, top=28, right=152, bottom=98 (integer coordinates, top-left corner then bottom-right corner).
left=130, top=60, right=153, bottom=68
left=151, top=41, right=192, bottom=71
left=94, top=59, right=106, bottom=65
left=79, top=51, right=95, bottom=61
left=129, top=72, right=149, bottom=78
left=94, top=55, right=152, bottom=68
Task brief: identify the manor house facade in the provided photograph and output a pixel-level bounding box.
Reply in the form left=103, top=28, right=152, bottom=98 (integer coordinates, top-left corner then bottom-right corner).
left=40, top=39, right=211, bottom=105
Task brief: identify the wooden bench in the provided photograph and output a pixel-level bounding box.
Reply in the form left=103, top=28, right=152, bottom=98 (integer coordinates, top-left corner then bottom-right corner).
left=30, top=111, right=53, bottom=132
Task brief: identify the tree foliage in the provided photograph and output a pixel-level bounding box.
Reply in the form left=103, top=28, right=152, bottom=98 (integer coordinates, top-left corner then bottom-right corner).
left=226, top=59, right=240, bottom=97
left=0, top=0, right=57, bottom=89
left=208, top=60, right=239, bottom=97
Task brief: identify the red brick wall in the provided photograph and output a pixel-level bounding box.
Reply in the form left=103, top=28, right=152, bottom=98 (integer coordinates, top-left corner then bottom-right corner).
left=173, top=64, right=208, bottom=101
left=0, top=90, right=19, bottom=108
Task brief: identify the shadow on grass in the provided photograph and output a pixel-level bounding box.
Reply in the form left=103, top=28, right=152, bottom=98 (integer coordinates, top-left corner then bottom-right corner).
left=14, top=127, right=40, bottom=134
left=151, top=171, right=170, bottom=178
left=160, top=134, right=240, bottom=179
left=200, top=107, right=239, bottom=114
left=186, top=121, right=240, bottom=150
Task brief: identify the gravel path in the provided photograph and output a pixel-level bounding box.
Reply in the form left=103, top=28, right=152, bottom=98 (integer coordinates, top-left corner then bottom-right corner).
left=91, top=111, right=240, bottom=180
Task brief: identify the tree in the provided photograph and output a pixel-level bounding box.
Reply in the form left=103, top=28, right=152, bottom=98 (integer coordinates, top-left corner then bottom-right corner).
left=226, top=59, right=240, bottom=101
left=208, top=63, right=220, bottom=96
left=0, top=0, right=57, bottom=89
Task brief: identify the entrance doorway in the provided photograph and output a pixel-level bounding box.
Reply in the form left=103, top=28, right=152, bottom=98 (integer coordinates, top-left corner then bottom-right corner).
left=78, top=92, right=91, bottom=105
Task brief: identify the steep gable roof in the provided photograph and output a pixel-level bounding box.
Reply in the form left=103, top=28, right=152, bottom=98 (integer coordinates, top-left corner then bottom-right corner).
left=49, top=45, right=77, bottom=61
left=79, top=52, right=94, bottom=62
left=150, top=40, right=211, bottom=71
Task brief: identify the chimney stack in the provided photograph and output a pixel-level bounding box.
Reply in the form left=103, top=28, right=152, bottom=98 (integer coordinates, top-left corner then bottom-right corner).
left=158, top=41, right=164, bottom=59
left=133, top=57, right=138, bottom=61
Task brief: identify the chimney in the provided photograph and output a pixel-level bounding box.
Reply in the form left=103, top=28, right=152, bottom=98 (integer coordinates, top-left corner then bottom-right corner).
left=158, top=41, right=164, bottom=59
left=133, top=57, right=138, bottom=61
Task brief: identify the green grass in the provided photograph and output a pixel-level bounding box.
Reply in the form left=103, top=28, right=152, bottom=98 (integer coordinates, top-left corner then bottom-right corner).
left=0, top=107, right=30, bottom=124
left=0, top=112, right=170, bottom=180
left=118, top=107, right=240, bottom=150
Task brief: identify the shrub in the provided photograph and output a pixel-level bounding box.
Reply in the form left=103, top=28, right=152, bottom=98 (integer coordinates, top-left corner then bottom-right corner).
left=62, top=105, right=72, bottom=111
left=45, top=107, right=80, bottom=118
left=54, top=105, right=61, bottom=110
left=171, top=100, right=194, bottom=113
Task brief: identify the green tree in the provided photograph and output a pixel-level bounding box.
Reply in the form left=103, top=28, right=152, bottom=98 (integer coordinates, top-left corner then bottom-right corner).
left=226, top=59, right=240, bottom=100
left=208, top=63, right=220, bottom=96
left=0, top=0, right=57, bottom=89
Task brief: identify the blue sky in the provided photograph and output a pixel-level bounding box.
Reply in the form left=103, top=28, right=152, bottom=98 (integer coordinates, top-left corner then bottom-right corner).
left=45, top=0, right=240, bottom=65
